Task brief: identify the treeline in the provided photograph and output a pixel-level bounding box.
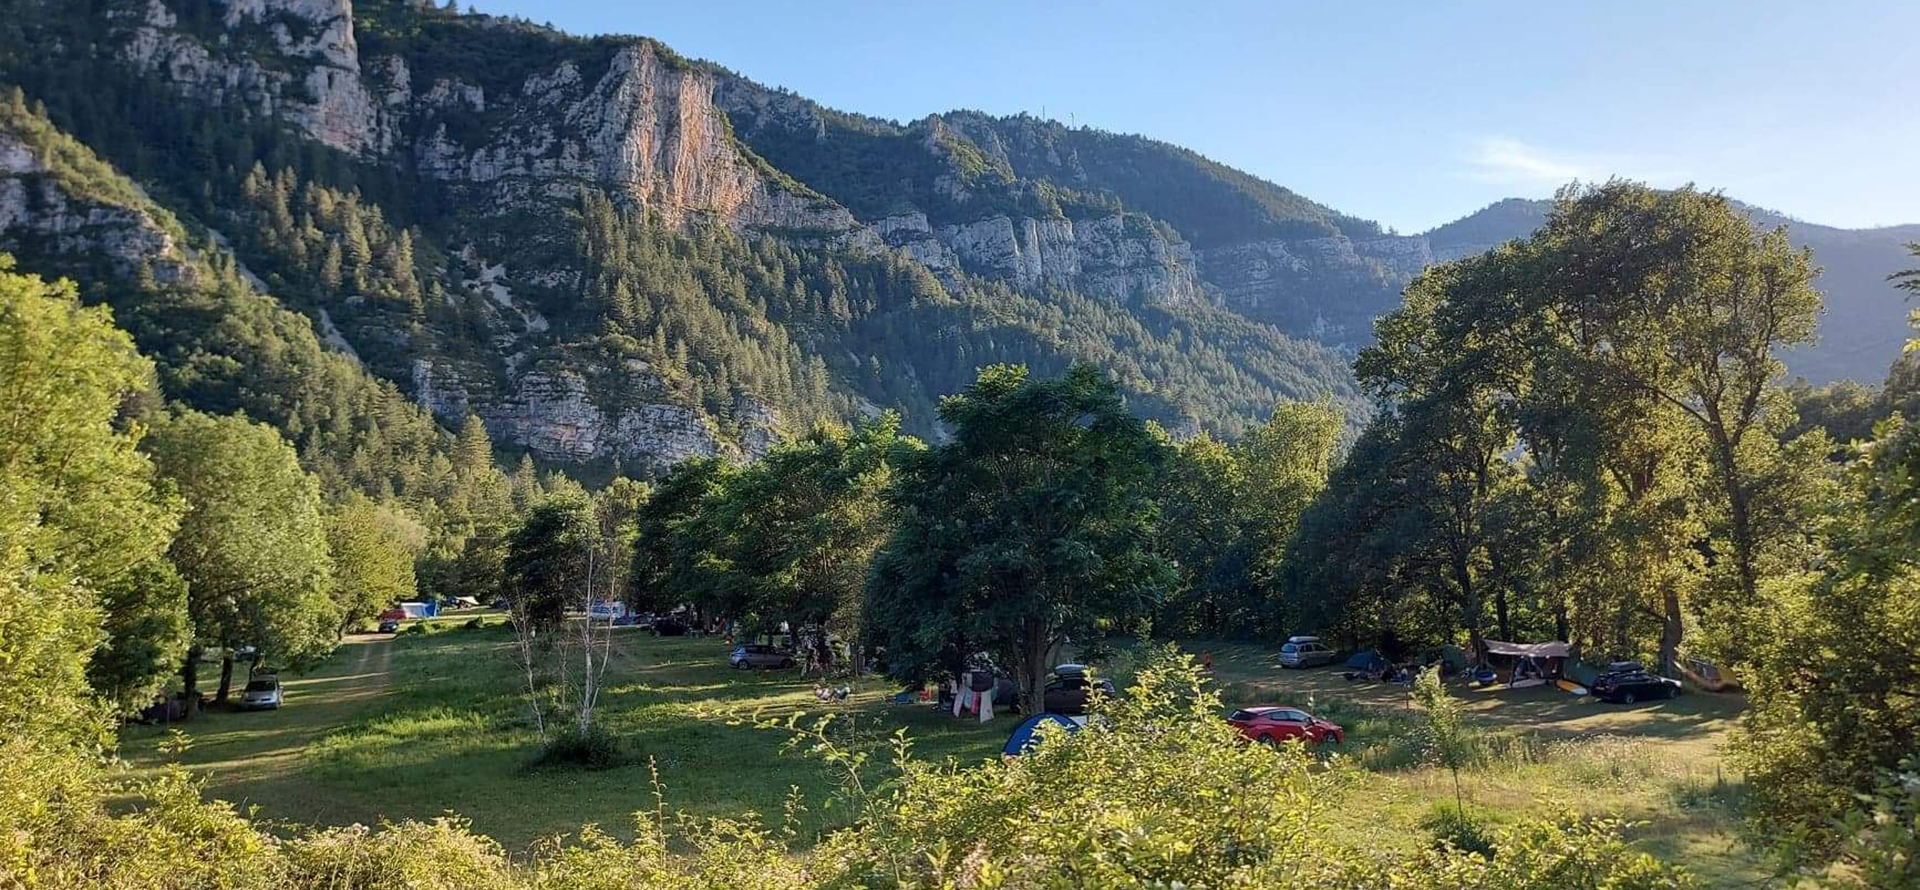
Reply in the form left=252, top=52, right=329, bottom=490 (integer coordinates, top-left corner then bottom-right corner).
left=1275, top=183, right=1919, bottom=877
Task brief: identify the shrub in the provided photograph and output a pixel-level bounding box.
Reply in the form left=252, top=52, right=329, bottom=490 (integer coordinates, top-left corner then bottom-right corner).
left=531, top=723, right=626, bottom=771
left=1420, top=802, right=1499, bottom=856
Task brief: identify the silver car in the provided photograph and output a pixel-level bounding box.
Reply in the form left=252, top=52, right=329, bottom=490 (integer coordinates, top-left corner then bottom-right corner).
left=1278, top=637, right=1339, bottom=669
left=239, top=675, right=282, bottom=710
left=730, top=644, right=795, bottom=670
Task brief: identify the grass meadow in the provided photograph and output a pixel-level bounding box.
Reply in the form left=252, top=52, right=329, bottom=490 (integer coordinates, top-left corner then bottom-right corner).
left=120, top=617, right=1769, bottom=885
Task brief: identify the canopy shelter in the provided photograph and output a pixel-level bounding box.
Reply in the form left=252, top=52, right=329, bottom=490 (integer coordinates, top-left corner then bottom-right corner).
left=1003, top=713, right=1078, bottom=756
left=1480, top=640, right=1572, bottom=688
left=1481, top=640, right=1571, bottom=659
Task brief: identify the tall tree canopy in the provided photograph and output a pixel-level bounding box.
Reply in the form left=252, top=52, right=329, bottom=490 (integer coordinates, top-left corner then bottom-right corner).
left=145, top=409, right=338, bottom=702
left=865, top=364, right=1173, bottom=710
left=709, top=414, right=914, bottom=647
left=327, top=494, right=425, bottom=633
left=0, top=257, right=183, bottom=733
left=1291, top=183, right=1830, bottom=670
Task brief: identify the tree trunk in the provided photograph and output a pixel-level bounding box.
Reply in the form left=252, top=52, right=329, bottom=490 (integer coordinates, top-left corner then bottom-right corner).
left=181, top=645, right=201, bottom=715
left=1707, top=424, right=1761, bottom=605
left=1020, top=619, right=1050, bottom=715
left=215, top=655, right=235, bottom=703
left=1658, top=586, right=1684, bottom=678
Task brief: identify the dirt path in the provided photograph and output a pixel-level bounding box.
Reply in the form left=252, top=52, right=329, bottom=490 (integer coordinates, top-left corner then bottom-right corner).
left=118, top=634, right=402, bottom=820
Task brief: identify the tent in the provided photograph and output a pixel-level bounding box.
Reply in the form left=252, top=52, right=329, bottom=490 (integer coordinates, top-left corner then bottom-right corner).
left=1344, top=651, right=1389, bottom=673
left=1003, top=713, right=1078, bottom=756
left=1425, top=644, right=1470, bottom=671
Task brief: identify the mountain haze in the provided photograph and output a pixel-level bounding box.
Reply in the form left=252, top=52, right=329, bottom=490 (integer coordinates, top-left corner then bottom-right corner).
left=0, top=0, right=1908, bottom=473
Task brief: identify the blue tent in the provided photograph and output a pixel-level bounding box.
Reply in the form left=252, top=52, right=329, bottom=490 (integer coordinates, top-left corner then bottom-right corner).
left=1344, top=651, right=1389, bottom=672
left=1003, top=713, right=1078, bottom=756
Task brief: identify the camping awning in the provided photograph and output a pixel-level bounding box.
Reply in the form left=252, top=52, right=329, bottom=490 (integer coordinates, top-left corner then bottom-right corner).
left=1482, top=640, right=1571, bottom=658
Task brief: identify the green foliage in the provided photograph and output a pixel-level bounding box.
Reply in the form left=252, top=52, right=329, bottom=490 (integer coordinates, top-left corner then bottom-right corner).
left=1151, top=398, right=1343, bottom=638
left=1292, top=183, right=1832, bottom=672
left=328, top=495, right=425, bottom=632
left=502, top=493, right=595, bottom=631
left=531, top=722, right=628, bottom=771
left=1420, top=802, right=1499, bottom=856
left=1731, top=414, right=1920, bottom=866
left=630, top=456, right=736, bottom=615
left=865, top=364, right=1174, bottom=708
left=705, top=414, right=915, bottom=642
left=0, top=255, right=183, bottom=734
left=1413, top=666, right=1472, bottom=812
left=146, top=409, right=340, bottom=688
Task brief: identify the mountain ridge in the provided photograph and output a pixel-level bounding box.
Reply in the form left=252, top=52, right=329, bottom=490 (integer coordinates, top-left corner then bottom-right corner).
left=0, top=0, right=1908, bottom=478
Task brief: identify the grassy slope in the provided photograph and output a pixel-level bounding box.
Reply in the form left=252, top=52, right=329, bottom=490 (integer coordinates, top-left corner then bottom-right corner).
left=121, top=622, right=1769, bottom=885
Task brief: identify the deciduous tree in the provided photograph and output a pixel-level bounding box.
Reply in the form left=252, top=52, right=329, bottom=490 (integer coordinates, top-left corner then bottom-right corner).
left=865, top=364, right=1173, bottom=711
left=146, top=410, right=338, bottom=703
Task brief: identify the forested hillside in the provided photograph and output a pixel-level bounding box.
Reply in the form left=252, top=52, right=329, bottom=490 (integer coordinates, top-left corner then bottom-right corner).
left=0, top=0, right=1375, bottom=476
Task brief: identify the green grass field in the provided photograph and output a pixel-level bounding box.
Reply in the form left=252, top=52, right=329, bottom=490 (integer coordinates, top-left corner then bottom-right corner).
left=120, top=618, right=1769, bottom=885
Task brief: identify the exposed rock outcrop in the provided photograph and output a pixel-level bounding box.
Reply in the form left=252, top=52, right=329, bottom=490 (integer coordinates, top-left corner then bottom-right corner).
left=932, top=213, right=1200, bottom=303
left=120, top=0, right=389, bottom=155
left=1198, top=233, right=1429, bottom=344
left=415, top=43, right=870, bottom=245
left=0, top=133, right=195, bottom=285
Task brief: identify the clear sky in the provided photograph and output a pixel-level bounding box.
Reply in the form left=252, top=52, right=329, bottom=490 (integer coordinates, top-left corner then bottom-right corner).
left=466, top=1, right=1918, bottom=233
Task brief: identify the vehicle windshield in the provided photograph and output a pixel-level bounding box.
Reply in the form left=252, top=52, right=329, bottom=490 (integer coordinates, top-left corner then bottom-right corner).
left=245, top=680, right=276, bottom=692
left=1229, top=709, right=1256, bottom=721
left=1280, top=644, right=1298, bottom=653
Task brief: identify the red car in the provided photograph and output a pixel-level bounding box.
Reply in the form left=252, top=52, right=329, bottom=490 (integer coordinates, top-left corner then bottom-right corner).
left=1227, top=706, right=1345, bottom=747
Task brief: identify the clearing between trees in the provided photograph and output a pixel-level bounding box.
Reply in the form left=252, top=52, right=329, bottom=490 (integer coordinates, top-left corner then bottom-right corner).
left=121, top=619, right=1766, bottom=886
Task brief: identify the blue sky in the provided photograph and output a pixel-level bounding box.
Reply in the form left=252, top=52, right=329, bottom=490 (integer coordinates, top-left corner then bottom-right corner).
left=468, top=1, right=1919, bottom=233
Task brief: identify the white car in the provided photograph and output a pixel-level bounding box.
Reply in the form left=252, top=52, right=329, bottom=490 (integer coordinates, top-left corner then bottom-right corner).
left=239, top=675, right=282, bottom=710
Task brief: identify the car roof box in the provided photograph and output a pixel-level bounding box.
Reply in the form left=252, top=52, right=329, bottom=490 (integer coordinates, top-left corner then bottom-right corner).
left=1286, top=635, right=1321, bottom=644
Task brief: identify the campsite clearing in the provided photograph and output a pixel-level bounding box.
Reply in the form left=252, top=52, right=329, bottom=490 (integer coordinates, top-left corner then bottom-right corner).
left=121, top=627, right=1765, bottom=884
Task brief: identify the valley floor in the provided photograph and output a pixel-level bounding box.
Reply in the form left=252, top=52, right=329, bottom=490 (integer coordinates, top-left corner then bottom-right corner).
left=119, top=618, right=1769, bottom=886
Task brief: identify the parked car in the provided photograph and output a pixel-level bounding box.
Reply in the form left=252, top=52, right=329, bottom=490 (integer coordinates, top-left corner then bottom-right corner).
left=730, top=644, right=796, bottom=670
left=1590, top=670, right=1681, bottom=703
left=239, top=675, right=283, bottom=710
left=1043, top=667, right=1116, bottom=715
left=652, top=617, right=688, bottom=636
left=377, top=618, right=400, bottom=633
left=378, top=607, right=407, bottom=622
left=1227, top=706, right=1344, bottom=746
left=1278, top=636, right=1339, bottom=669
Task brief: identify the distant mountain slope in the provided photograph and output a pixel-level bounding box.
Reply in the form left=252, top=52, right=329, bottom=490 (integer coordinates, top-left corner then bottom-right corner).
left=1422, top=198, right=1918, bottom=384
left=0, top=0, right=1370, bottom=471
left=0, top=0, right=1905, bottom=477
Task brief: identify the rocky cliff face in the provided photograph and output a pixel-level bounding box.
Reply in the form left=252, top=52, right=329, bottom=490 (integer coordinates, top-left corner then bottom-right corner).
left=410, top=43, right=867, bottom=243
left=1198, top=233, right=1431, bottom=344
left=120, top=0, right=390, bottom=155
left=0, top=131, right=198, bottom=286
left=873, top=210, right=1200, bottom=303
left=411, top=355, right=779, bottom=470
